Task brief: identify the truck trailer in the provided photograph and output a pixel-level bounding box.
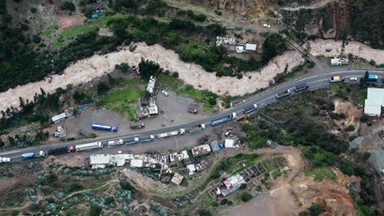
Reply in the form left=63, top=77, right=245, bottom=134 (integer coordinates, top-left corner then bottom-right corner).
left=210, top=113, right=237, bottom=127
left=294, top=83, right=309, bottom=92
left=124, top=137, right=140, bottom=145
left=130, top=122, right=145, bottom=129
left=91, top=124, right=118, bottom=132
left=367, top=74, right=378, bottom=81
left=75, top=142, right=103, bottom=151
left=157, top=129, right=186, bottom=139
left=107, top=139, right=124, bottom=148
left=276, top=89, right=291, bottom=99
left=244, top=104, right=258, bottom=114
left=139, top=135, right=155, bottom=143
left=48, top=146, right=70, bottom=155
left=188, top=124, right=206, bottom=133
left=21, top=151, right=45, bottom=159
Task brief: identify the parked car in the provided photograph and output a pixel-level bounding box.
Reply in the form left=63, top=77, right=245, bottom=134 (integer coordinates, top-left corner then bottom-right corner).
left=161, top=90, right=169, bottom=97
left=263, top=23, right=271, bottom=28
left=349, top=77, right=358, bottom=81
left=188, top=108, right=198, bottom=114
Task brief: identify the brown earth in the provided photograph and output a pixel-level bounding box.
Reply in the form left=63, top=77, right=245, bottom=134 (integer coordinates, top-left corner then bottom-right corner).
left=222, top=146, right=356, bottom=216
left=58, top=15, right=86, bottom=29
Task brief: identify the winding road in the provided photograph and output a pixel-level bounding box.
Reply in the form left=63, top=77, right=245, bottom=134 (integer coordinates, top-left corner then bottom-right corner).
left=1, top=70, right=384, bottom=162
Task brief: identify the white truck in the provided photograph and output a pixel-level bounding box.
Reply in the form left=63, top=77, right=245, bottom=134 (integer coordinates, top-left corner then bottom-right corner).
left=107, top=139, right=124, bottom=148
left=75, top=142, right=103, bottom=151
left=0, top=157, right=11, bottom=163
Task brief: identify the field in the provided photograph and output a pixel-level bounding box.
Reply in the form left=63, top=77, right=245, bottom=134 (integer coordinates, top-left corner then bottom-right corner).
left=51, top=14, right=130, bottom=48
left=305, top=166, right=336, bottom=181
left=101, top=78, right=146, bottom=121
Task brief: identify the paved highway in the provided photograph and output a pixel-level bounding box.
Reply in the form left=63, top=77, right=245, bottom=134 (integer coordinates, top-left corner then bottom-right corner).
left=2, top=70, right=384, bottom=162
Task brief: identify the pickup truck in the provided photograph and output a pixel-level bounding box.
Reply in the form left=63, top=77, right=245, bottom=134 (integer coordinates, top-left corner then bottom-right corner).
left=329, top=76, right=345, bottom=83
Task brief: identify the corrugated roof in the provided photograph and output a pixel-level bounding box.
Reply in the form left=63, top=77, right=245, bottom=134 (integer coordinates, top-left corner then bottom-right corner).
left=364, top=88, right=384, bottom=116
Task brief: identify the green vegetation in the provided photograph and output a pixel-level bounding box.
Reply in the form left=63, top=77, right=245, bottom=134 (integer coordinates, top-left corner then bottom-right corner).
left=60, top=1, right=76, bottom=12
left=299, top=203, right=324, bottom=216
left=101, top=78, right=145, bottom=121
left=83, top=133, right=97, bottom=139
left=305, top=166, right=336, bottom=181
left=207, top=154, right=261, bottom=182
left=240, top=192, right=253, bottom=202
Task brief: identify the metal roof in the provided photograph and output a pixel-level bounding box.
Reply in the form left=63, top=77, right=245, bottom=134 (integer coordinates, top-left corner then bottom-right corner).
left=364, top=88, right=384, bottom=116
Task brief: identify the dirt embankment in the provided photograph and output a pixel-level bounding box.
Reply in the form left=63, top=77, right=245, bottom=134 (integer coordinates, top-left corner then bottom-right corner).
left=309, top=39, right=384, bottom=64
left=0, top=42, right=303, bottom=112
left=222, top=146, right=355, bottom=216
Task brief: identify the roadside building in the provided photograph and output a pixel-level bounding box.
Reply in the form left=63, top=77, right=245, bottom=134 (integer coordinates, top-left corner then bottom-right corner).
left=51, top=112, right=66, bottom=123
left=130, top=159, right=144, bottom=168
left=191, top=144, right=212, bottom=157
left=187, top=164, right=196, bottom=175
left=364, top=87, right=384, bottom=116
left=330, top=55, right=349, bottom=66
left=218, top=173, right=246, bottom=196
left=146, top=76, right=156, bottom=94
left=245, top=43, right=257, bottom=52
left=235, top=46, right=245, bottom=54
left=90, top=154, right=111, bottom=169
left=171, top=173, right=184, bottom=185
left=224, top=139, right=237, bottom=148
left=211, top=141, right=220, bottom=152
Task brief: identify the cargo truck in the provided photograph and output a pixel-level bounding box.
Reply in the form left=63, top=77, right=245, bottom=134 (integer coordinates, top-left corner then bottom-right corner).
left=244, top=104, right=258, bottom=114
left=0, top=157, right=10, bottom=163
left=91, top=124, right=118, bottom=132
left=21, top=151, right=45, bottom=160
left=130, top=122, right=145, bottom=129
left=210, top=113, right=237, bottom=126
left=157, top=129, right=186, bottom=138
left=294, top=83, right=309, bottom=92
left=48, top=146, right=70, bottom=155
left=107, top=139, right=124, bottom=148
left=329, top=76, right=345, bottom=83
left=367, top=74, right=378, bottom=81
left=75, top=142, right=103, bottom=151
left=139, top=135, right=155, bottom=143
left=276, top=89, right=291, bottom=99
left=124, top=137, right=140, bottom=145
left=187, top=124, right=206, bottom=133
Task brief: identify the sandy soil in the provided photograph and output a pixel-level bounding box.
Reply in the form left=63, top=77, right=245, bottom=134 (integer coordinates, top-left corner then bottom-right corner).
left=309, top=39, right=384, bottom=64
left=58, top=15, right=86, bottom=29
left=0, top=42, right=302, bottom=112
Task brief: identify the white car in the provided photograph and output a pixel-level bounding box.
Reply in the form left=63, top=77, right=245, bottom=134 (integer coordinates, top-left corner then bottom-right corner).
left=350, top=77, right=358, bottom=81
left=161, top=90, right=169, bottom=97
left=0, top=157, right=11, bottom=163
left=263, top=23, right=271, bottom=28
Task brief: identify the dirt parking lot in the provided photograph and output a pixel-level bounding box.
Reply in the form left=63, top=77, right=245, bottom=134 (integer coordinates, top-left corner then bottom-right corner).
left=48, top=89, right=210, bottom=141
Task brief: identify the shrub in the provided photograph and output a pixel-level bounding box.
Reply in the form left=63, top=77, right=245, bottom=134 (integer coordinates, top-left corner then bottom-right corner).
left=360, top=114, right=369, bottom=122
left=60, top=2, right=76, bottom=11
left=208, top=97, right=217, bottom=106
left=346, top=124, right=355, bottom=131
left=240, top=192, right=253, bottom=202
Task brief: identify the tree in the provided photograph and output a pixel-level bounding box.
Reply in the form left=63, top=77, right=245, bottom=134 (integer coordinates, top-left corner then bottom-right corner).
left=197, top=209, right=212, bottom=216
left=138, top=58, right=163, bottom=80
left=240, top=192, right=253, bottom=202
left=97, top=82, right=110, bottom=95
left=32, top=35, right=41, bottom=44
left=60, top=1, right=76, bottom=11
left=261, top=33, right=287, bottom=65
left=89, top=204, right=102, bottom=216
left=208, top=97, right=217, bottom=106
